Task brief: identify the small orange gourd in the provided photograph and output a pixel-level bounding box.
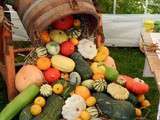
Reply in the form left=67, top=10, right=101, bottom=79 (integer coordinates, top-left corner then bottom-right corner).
left=36, top=57, right=51, bottom=70
left=40, top=31, right=50, bottom=43
left=92, top=73, right=104, bottom=80
left=141, top=99, right=151, bottom=108
left=75, top=86, right=91, bottom=100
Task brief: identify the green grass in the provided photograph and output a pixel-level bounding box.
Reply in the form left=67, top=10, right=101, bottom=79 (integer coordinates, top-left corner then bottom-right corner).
left=0, top=47, right=159, bottom=119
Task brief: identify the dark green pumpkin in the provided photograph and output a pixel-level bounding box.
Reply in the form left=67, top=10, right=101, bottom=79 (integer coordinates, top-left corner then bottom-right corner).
left=127, top=93, right=141, bottom=108
left=94, top=93, right=136, bottom=120
left=71, top=52, right=92, bottom=80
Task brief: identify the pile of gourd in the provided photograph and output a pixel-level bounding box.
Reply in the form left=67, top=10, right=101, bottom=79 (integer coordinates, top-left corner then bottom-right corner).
left=144, top=19, right=160, bottom=32
left=0, top=15, right=151, bottom=120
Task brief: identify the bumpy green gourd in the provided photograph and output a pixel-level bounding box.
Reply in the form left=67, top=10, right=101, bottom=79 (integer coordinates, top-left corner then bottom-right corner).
left=93, top=79, right=107, bottom=92
left=33, top=94, right=64, bottom=120
left=71, top=52, right=92, bottom=80
left=94, top=93, right=136, bottom=120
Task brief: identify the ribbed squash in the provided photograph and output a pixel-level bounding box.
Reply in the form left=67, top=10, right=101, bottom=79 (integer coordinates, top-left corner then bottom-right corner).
left=86, top=106, right=99, bottom=118
left=93, top=79, right=107, bottom=92
left=107, top=83, right=129, bottom=100
left=51, top=55, right=75, bottom=72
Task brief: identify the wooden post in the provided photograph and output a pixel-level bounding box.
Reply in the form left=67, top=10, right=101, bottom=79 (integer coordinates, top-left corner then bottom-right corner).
left=5, top=46, right=18, bottom=100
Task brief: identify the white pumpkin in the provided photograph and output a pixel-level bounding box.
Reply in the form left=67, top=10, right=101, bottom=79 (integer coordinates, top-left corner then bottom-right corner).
left=62, top=95, right=86, bottom=120
left=15, top=65, right=45, bottom=92
left=78, top=39, right=97, bottom=59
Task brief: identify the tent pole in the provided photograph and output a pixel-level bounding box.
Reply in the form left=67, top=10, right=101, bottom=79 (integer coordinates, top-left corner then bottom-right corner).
left=113, top=0, right=117, bottom=14
left=145, top=0, right=148, bottom=14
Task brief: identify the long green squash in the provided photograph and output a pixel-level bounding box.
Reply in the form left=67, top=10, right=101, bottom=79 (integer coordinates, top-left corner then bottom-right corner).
left=33, top=94, right=65, bottom=120
left=0, top=84, right=39, bottom=120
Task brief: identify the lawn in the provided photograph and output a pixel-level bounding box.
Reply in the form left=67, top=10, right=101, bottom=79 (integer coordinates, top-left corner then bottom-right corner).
left=0, top=47, right=159, bottom=120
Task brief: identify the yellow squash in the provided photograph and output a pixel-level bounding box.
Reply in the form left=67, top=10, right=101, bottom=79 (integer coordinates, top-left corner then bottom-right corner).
left=51, top=55, right=75, bottom=72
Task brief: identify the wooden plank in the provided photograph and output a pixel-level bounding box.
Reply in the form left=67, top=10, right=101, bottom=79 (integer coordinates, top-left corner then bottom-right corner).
left=0, top=62, right=6, bottom=80
left=142, top=32, right=160, bottom=72
left=154, top=70, right=160, bottom=93
left=5, top=46, right=18, bottom=101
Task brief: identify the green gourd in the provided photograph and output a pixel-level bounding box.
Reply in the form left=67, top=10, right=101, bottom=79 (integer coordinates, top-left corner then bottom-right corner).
left=93, top=79, right=107, bottom=92
left=0, top=84, right=39, bottom=120
left=33, top=94, right=64, bottom=120
left=67, top=28, right=81, bottom=39
left=86, top=106, right=99, bottom=118
left=46, top=42, right=60, bottom=55
left=71, top=52, right=92, bottom=80
left=35, top=47, right=48, bottom=57
left=127, top=93, right=141, bottom=108
left=62, top=83, right=76, bottom=99
left=82, top=80, right=95, bottom=89
left=69, top=72, right=81, bottom=85
left=94, top=93, right=136, bottom=120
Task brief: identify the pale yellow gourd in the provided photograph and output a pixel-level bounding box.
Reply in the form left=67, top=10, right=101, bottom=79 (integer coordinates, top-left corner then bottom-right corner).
left=51, top=55, right=75, bottom=72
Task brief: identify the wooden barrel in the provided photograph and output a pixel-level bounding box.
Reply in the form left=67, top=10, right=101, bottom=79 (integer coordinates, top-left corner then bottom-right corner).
left=14, top=0, right=99, bottom=41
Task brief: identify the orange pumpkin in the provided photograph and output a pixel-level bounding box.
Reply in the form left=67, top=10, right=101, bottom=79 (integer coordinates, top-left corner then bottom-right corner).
left=36, top=57, right=51, bottom=70
left=40, top=31, right=50, bottom=43
left=15, top=65, right=45, bottom=92
left=104, top=56, right=116, bottom=69
left=75, top=86, right=91, bottom=100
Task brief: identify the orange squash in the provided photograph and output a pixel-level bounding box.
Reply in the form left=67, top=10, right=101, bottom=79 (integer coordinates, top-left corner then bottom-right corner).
left=15, top=65, right=45, bottom=92
left=36, top=57, right=51, bottom=70
left=75, top=86, right=91, bottom=100
left=104, top=56, right=116, bottom=69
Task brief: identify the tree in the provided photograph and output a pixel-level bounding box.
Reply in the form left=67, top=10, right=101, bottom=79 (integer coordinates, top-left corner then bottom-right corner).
left=94, top=0, right=160, bottom=14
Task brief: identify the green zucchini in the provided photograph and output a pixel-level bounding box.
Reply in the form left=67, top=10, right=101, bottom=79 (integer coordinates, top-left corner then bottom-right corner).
left=0, top=84, right=39, bottom=120
left=33, top=94, right=64, bottom=120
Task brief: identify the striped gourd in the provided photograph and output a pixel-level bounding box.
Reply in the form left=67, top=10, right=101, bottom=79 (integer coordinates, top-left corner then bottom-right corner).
left=68, top=28, right=81, bottom=39
left=93, top=79, right=107, bottom=92
left=86, top=106, right=99, bottom=118
left=35, top=47, right=47, bottom=57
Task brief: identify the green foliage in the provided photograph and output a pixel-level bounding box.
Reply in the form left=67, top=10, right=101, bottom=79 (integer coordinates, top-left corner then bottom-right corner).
left=94, top=0, right=160, bottom=14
